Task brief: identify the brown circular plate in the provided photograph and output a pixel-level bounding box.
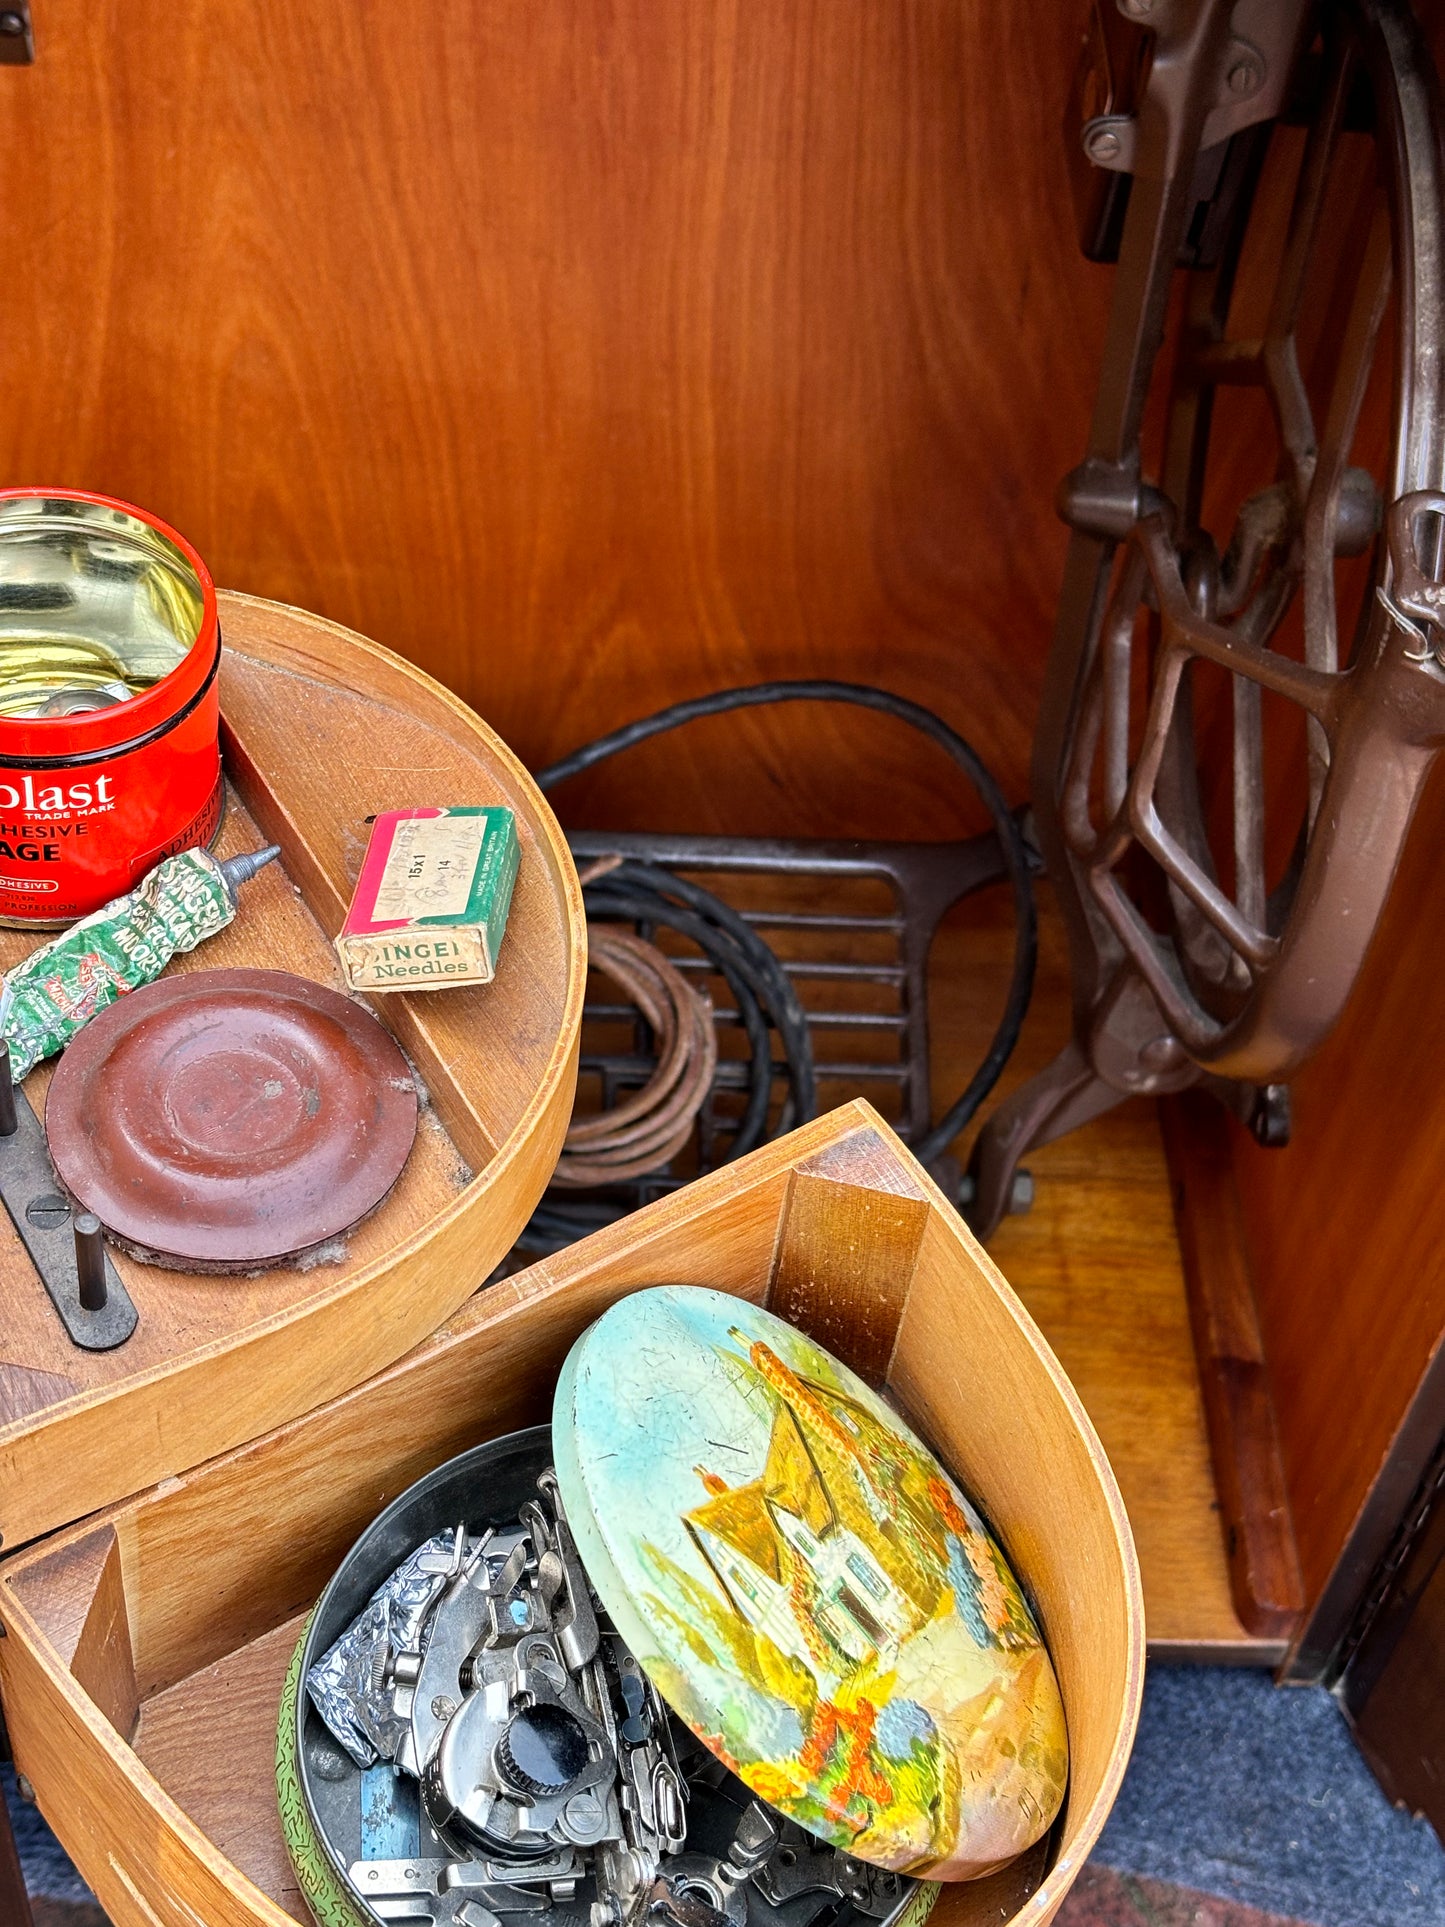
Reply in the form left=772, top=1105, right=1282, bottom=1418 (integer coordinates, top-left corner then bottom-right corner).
left=46, top=968, right=418, bottom=1271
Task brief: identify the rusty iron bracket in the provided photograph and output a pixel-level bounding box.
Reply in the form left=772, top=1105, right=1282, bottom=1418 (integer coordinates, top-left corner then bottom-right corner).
left=0, top=1074, right=136, bottom=1350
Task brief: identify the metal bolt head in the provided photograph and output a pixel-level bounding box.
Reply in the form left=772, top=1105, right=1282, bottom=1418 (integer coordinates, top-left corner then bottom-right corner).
left=431, top=1694, right=459, bottom=1721
left=1139, top=1033, right=1184, bottom=1072
left=1086, top=126, right=1122, bottom=164
left=564, top=1790, right=607, bottom=1839
left=15, top=1773, right=35, bottom=1803
left=1227, top=54, right=1264, bottom=96
left=1117, top=0, right=1156, bottom=16
left=1010, top=1169, right=1036, bottom=1214
left=0, top=14, right=25, bottom=35
left=1250, top=1083, right=1291, bottom=1148
left=26, top=1192, right=71, bottom=1230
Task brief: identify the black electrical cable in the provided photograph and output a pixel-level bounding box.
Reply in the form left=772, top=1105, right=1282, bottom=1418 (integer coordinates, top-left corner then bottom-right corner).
left=514, top=857, right=817, bottom=1254
left=579, top=864, right=815, bottom=1146
left=537, top=679, right=1037, bottom=1169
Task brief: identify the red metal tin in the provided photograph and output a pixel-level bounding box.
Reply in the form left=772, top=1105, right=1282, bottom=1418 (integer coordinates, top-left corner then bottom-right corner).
left=0, top=489, right=223, bottom=925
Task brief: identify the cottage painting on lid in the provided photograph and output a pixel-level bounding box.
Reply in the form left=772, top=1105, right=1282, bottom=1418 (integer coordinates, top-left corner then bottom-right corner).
left=553, top=1286, right=1069, bottom=1882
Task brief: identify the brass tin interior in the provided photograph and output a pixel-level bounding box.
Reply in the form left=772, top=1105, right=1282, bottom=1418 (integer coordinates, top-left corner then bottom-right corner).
left=0, top=495, right=205, bottom=719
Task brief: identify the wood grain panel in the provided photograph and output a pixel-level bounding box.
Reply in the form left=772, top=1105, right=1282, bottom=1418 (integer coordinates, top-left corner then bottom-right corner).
left=768, top=1130, right=930, bottom=1384
left=0, top=1, right=1106, bottom=840
left=1160, top=1096, right=1304, bottom=1642
left=133, top=1615, right=311, bottom=1923
left=1231, top=758, right=1445, bottom=1620
left=68, top=1529, right=139, bottom=1744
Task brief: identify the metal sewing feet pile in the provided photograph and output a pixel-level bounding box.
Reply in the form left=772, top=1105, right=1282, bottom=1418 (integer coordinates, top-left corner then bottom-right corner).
left=301, top=1469, right=916, bottom=1927
left=279, top=1287, right=1071, bottom=1927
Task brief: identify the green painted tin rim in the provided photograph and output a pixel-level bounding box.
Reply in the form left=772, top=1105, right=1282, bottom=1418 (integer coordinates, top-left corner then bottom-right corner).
left=276, top=1613, right=371, bottom=1927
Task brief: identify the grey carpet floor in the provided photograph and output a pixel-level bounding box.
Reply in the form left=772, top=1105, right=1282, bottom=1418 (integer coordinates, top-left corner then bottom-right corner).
left=1093, top=1665, right=1445, bottom=1927
left=5, top=1764, right=94, bottom=1905
left=7, top=1668, right=1445, bottom=1924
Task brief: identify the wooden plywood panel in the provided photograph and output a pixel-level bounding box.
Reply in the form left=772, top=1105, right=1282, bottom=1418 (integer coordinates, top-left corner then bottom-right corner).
left=0, top=1, right=1108, bottom=840
left=1232, top=759, right=1445, bottom=1616
left=134, top=1615, right=311, bottom=1923
left=1174, top=9, right=1445, bottom=1656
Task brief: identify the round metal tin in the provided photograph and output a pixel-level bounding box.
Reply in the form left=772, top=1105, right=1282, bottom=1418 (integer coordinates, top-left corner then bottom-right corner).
left=553, top=1287, right=1070, bottom=1882
left=280, top=1428, right=946, bottom=1927
left=286, top=1428, right=558, bottom=1927
left=45, top=967, right=418, bottom=1270
left=0, top=489, right=223, bottom=925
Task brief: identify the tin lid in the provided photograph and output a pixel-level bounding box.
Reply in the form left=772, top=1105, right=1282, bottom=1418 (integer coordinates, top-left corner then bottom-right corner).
left=46, top=967, right=418, bottom=1270
left=552, top=1287, right=1069, bottom=1882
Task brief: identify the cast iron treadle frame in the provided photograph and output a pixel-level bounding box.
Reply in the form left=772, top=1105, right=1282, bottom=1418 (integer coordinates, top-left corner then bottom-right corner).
left=970, top=0, right=1445, bottom=1240
left=563, top=826, right=1016, bottom=1210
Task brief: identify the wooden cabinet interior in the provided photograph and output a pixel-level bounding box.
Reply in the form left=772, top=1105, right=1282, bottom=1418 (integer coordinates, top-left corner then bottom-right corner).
left=2, top=0, right=1443, bottom=1693
left=0, top=0, right=1106, bottom=842
left=1225, top=764, right=1445, bottom=1674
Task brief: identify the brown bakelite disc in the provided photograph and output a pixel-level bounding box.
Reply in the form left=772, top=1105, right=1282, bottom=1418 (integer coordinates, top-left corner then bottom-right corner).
left=46, top=968, right=418, bottom=1271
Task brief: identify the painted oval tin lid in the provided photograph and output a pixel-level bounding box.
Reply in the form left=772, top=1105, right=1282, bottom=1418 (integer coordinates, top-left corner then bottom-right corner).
left=553, top=1286, right=1068, bottom=1882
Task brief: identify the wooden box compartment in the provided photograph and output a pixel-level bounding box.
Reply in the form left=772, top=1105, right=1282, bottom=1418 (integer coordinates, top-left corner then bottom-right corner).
left=0, top=1101, right=1143, bottom=1927
left=0, top=591, right=586, bottom=1549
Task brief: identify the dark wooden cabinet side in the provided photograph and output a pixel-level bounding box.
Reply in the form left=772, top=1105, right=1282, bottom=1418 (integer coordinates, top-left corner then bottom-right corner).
left=1340, top=1449, right=1445, bottom=1838
left=1166, top=762, right=1445, bottom=1685
left=1226, top=760, right=1445, bottom=1676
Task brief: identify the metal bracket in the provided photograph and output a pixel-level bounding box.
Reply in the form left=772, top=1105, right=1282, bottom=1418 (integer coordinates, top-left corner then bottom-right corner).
left=0, top=5, right=33, bottom=65
left=1080, top=4, right=1306, bottom=178
left=0, top=1081, right=136, bottom=1350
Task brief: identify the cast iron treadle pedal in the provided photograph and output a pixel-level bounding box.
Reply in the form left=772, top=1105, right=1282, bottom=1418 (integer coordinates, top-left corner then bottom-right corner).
left=0, top=1081, right=136, bottom=1350
left=567, top=825, right=1015, bottom=1199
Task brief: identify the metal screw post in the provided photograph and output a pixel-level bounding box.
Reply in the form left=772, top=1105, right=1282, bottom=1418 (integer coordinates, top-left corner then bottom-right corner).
left=74, top=1212, right=108, bottom=1311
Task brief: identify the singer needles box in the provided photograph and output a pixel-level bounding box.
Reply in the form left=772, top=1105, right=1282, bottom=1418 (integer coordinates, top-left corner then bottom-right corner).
left=336, top=805, right=520, bottom=992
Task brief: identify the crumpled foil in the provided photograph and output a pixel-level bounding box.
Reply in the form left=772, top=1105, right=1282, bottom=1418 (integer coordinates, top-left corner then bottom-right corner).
left=306, top=1532, right=459, bottom=1768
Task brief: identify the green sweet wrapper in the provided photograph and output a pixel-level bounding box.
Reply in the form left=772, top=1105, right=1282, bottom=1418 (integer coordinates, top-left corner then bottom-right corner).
left=2, top=847, right=239, bottom=1081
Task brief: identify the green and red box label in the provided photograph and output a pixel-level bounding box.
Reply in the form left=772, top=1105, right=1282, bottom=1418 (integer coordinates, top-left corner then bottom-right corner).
left=336, top=806, right=519, bottom=991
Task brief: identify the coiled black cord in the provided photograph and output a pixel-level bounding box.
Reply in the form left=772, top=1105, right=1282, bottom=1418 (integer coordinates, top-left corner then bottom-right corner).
left=578, top=861, right=816, bottom=1145
left=523, top=679, right=1036, bottom=1249
left=516, top=858, right=815, bottom=1253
